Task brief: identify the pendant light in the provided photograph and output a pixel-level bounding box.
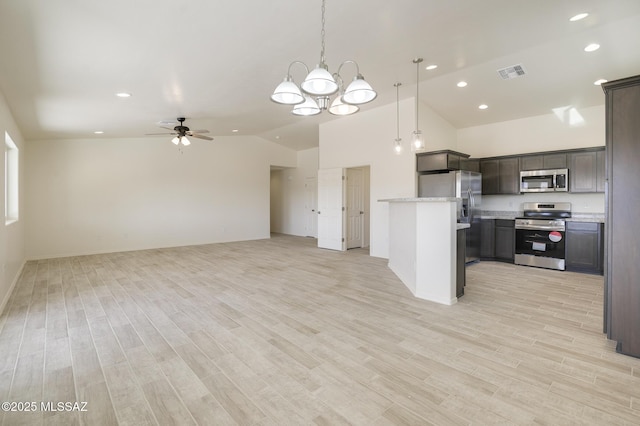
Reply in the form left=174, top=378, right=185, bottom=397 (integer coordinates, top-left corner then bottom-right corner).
left=393, top=82, right=403, bottom=155
left=412, top=58, right=425, bottom=152
left=271, top=0, right=377, bottom=116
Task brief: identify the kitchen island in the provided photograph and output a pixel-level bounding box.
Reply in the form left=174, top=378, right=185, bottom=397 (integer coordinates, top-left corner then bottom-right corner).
left=380, top=197, right=467, bottom=305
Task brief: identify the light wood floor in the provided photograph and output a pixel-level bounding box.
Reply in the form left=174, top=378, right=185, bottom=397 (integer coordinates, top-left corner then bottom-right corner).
left=1, top=234, right=639, bottom=425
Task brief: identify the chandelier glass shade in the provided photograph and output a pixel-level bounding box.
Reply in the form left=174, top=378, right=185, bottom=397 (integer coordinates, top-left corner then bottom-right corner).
left=270, top=0, right=376, bottom=116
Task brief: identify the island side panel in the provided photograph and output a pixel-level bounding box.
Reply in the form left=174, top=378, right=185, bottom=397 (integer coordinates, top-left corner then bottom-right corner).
left=387, top=202, right=418, bottom=295
left=415, top=201, right=457, bottom=305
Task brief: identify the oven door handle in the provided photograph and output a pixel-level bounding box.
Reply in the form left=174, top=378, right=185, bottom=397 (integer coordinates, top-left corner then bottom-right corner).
left=515, top=224, right=565, bottom=231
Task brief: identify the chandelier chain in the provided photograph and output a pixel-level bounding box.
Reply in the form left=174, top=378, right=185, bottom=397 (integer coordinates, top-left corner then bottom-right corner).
left=320, top=0, right=326, bottom=64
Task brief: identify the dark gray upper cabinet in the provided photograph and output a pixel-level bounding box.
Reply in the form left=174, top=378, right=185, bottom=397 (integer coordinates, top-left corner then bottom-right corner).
left=520, top=153, right=567, bottom=170
left=520, top=155, right=544, bottom=171
left=603, top=74, right=640, bottom=358
left=569, top=150, right=605, bottom=193
left=416, top=150, right=469, bottom=172
left=596, top=150, right=606, bottom=193
left=480, top=160, right=499, bottom=194
left=480, top=157, right=520, bottom=195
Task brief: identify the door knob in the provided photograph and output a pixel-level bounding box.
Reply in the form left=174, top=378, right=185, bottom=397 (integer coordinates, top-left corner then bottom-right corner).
left=360, top=211, right=364, bottom=214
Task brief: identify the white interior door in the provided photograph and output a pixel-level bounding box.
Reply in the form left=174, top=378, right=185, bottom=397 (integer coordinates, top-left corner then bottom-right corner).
left=346, top=168, right=364, bottom=249
left=304, top=177, right=318, bottom=238
left=317, top=168, right=345, bottom=251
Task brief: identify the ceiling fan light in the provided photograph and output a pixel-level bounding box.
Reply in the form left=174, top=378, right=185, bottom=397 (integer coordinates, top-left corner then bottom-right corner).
left=271, top=77, right=305, bottom=105
left=171, top=136, right=180, bottom=145
left=328, top=96, right=359, bottom=116
left=301, top=65, right=339, bottom=96
left=342, top=75, right=377, bottom=105
left=292, top=96, right=321, bottom=116
left=181, top=136, right=191, bottom=146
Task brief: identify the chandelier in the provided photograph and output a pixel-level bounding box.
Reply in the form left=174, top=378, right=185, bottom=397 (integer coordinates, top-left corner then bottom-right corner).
left=270, top=0, right=377, bottom=116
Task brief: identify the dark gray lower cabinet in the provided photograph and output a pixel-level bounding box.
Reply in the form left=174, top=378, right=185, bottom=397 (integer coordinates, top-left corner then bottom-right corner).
left=494, top=220, right=515, bottom=261
left=566, top=221, right=603, bottom=274
left=457, top=229, right=466, bottom=297
left=480, top=219, right=495, bottom=258
left=480, top=219, right=514, bottom=262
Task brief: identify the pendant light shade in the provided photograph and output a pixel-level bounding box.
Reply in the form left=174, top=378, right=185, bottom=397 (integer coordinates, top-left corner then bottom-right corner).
left=301, top=65, right=339, bottom=96
left=342, top=75, right=377, bottom=105
left=271, top=0, right=376, bottom=116
left=412, top=130, right=424, bottom=151
left=271, top=76, right=305, bottom=105
left=172, top=136, right=180, bottom=145
left=292, top=96, right=322, bottom=116
left=329, top=96, right=359, bottom=115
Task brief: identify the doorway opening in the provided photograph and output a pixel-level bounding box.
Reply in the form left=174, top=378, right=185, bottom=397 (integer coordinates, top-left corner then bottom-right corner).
left=346, top=166, right=370, bottom=249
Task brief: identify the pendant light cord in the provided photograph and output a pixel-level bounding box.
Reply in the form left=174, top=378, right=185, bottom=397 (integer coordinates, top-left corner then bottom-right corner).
left=394, top=82, right=401, bottom=140
left=413, top=58, right=422, bottom=132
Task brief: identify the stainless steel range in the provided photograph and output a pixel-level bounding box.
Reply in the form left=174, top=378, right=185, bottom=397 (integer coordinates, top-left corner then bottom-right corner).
left=514, top=202, right=571, bottom=271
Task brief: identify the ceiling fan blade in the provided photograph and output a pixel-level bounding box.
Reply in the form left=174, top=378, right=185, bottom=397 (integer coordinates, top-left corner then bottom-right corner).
left=187, top=129, right=209, bottom=134
left=145, top=132, right=177, bottom=136
left=190, top=134, right=214, bottom=141
left=159, top=126, right=177, bottom=131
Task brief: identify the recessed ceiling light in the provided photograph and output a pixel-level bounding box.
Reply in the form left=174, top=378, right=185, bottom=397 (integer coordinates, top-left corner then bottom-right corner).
left=569, top=13, right=589, bottom=22
left=584, top=43, right=600, bottom=52
left=232, top=129, right=239, bottom=133
left=425, top=64, right=438, bottom=71
left=594, top=79, right=608, bottom=86
left=275, top=135, right=280, bottom=139
left=115, top=92, right=131, bottom=98
left=94, top=131, right=104, bottom=134
left=478, top=104, right=488, bottom=110
left=457, top=81, right=468, bottom=88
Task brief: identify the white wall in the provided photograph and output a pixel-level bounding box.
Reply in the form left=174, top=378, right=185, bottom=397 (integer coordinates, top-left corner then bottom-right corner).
left=320, top=98, right=457, bottom=258
left=458, top=104, right=606, bottom=213
left=25, top=135, right=296, bottom=259
left=0, top=91, right=26, bottom=315
left=458, top=105, right=605, bottom=157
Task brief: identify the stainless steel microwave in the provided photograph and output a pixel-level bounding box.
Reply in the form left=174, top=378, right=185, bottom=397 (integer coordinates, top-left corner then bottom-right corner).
left=520, top=169, right=568, bottom=192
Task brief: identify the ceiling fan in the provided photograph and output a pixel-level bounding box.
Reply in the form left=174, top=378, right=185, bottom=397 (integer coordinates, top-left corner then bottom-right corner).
left=146, top=117, right=213, bottom=146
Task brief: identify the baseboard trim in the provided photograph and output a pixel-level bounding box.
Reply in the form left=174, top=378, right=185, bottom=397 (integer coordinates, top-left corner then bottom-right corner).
left=0, top=259, right=27, bottom=318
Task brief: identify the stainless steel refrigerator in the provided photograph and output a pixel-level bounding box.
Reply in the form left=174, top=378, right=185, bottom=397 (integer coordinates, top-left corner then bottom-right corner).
left=418, top=171, right=482, bottom=263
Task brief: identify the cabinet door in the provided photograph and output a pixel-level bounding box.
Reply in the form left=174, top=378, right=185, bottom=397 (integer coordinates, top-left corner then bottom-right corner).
left=566, top=222, right=602, bottom=274
left=480, top=219, right=495, bottom=258
left=494, top=220, right=515, bottom=261
left=520, top=155, right=543, bottom=171
left=417, top=153, right=447, bottom=172
left=544, top=153, right=567, bottom=169
left=570, top=151, right=598, bottom=192
left=499, top=158, right=520, bottom=194
left=480, top=160, right=499, bottom=195
left=456, top=229, right=466, bottom=297
left=596, top=149, right=606, bottom=193
left=461, top=159, right=480, bottom=172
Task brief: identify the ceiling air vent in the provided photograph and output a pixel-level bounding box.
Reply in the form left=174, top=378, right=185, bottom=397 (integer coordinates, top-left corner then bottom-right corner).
left=497, top=64, right=526, bottom=80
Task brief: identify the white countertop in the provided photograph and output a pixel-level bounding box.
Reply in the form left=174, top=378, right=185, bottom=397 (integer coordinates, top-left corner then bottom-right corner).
left=379, top=197, right=458, bottom=203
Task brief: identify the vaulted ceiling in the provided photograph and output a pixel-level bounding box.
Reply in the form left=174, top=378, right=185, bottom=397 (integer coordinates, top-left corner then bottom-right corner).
left=1, top=0, right=639, bottom=150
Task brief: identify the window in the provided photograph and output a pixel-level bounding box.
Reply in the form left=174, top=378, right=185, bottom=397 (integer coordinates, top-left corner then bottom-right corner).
left=5, top=132, right=18, bottom=225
